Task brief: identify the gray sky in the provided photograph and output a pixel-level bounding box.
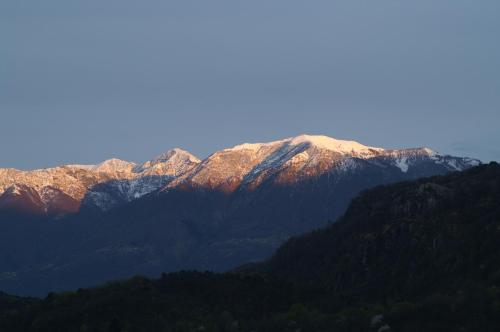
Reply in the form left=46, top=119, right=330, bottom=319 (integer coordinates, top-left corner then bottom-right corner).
left=2, top=0, right=499, bottom=169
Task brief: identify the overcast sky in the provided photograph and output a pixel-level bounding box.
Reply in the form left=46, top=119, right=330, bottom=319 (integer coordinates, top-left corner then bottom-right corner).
left=2, top=0, right=499, bottom=169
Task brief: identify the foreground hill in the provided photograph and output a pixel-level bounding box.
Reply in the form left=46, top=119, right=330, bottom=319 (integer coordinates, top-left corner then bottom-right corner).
left=1, top=163, right=499, bottom=332
left=255, top=161, right=500, bottom=299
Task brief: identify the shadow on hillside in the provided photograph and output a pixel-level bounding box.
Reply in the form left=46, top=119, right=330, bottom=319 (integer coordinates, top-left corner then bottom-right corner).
left=79, top=175, right=171, bottom=214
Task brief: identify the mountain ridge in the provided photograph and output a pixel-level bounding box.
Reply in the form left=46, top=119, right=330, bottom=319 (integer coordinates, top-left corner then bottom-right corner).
left=0, top=135, right=480, bottom=211
left=0, top=148, right=201, bottom=214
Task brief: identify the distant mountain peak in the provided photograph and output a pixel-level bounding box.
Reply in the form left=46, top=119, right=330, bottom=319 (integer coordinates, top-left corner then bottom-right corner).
left=91, top=158, right=136, bottom=173
left=287, top=134, right=385, bottom=155
left=150, top=148, right=200, bottom=164
left=227, top=134, right=384, bottom=156
left=134, top=148, right=200, bottom=175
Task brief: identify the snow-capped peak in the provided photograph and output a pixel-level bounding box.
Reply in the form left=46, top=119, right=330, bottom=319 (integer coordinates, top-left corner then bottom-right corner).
left=91, top=158, right=136, bottom=173
left=150, top=148, right=200, bottom=165
left=226, top=134, right=384, bottom=157
left=134, top=148, right=200, bottom=176
left=287, top=134, right=384, bottom=155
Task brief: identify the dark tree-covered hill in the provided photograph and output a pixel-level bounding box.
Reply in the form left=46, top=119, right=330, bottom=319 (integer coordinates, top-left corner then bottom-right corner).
left=255, top=162, right=500, bottom=301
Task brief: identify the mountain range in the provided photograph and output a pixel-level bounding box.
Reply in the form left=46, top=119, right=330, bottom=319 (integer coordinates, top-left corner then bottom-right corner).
left=1, top=162, right=498, bottom=331
left=0, top=135, right=481, bottom=295
left=0, top=148, right=200, bottom=215
left=0, top=135, right=479, bottom=216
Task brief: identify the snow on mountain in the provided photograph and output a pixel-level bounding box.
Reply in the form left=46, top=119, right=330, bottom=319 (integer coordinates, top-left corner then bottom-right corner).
left=384, top=147, right=480, bottom=173
left=165, top=135, right=383, bottom=192
left=166, top=135, right=481, bottom=192
left=134, top=148, right=200, bottom=176
left=0, top=135, right=481, bottom=215
left=226, top=134, right=383, bottom=157
left=91, top=158, right=136, bottom=174
left=288, top=134, right=385, bottom=157
left=83, top=149, right=201, bottom=210
left=0, top=148, right=201, bottom=214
